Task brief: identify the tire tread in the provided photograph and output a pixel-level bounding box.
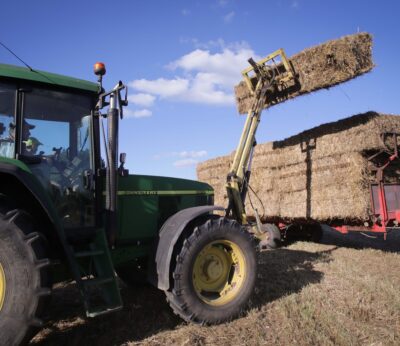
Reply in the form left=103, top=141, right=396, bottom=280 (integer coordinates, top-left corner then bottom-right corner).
left=166, top=217, right=257, bottom=325
left=0, top=209, right=51, bottom=345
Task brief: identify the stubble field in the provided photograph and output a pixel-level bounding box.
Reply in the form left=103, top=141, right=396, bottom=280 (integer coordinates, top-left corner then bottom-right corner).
left=31, top=227, right=400, bottom=346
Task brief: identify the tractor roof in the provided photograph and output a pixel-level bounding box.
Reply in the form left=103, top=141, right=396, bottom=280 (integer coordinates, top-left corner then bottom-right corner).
left=0, top=63, right=99, bottom=93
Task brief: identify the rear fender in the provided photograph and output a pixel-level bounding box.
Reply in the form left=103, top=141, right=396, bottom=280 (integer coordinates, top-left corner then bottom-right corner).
left=0, top=159, right=62, bottom=234
left=155, top=205, right=224, bottom=290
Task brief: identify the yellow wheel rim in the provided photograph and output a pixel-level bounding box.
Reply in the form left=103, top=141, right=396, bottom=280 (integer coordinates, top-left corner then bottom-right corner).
left=0, top=262, right=5, bottom=311
left=192, top=240, right=246, bottom=306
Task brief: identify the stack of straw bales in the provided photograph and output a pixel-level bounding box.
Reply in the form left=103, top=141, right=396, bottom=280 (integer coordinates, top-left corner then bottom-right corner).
left=197, top=113, right=400, bottom=223
left=235, top=32, right=373, bottom=114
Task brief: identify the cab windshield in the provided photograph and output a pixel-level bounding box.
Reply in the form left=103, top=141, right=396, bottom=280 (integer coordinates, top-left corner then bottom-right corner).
left=23, top=87, right=93, bottom=159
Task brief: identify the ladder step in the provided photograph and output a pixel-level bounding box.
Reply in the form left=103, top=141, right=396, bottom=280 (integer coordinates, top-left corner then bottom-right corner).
left=63, top=228, right=123, bottom=316
left=87, top=304, right=123, bottom=318
left=74, top=250, right=105, bottom=258
left=82, top=277, right=115, bottom=287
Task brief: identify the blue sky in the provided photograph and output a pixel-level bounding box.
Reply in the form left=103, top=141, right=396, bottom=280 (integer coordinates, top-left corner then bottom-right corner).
left=1, top=0, right=399, bottom=179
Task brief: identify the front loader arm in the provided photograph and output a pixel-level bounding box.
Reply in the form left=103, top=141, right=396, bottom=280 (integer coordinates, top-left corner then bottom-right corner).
left=226, top=76, right=268, bottom=225
left=225, top=50, right=296, bottom=229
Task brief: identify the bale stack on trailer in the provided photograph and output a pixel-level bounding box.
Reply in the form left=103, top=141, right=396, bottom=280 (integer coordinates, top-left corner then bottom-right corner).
left=197, top=112, right=400, bottom=224
left=235, top=32, right=373, bottom=114
left=197, top=32, right=390, bottom=225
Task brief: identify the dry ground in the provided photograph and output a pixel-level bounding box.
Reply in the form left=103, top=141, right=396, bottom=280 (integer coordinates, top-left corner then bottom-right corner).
left=31, top=228, right=400, bottom=346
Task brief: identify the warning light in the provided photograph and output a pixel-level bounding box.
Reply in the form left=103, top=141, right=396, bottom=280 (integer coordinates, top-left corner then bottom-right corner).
left=94, top=62, right=106, bottom=76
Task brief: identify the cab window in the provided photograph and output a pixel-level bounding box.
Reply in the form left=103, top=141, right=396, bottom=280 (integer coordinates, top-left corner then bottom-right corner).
left=0, top=82, right=15, bottom=158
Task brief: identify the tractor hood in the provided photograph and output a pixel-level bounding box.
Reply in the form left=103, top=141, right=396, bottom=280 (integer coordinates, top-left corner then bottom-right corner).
left=115, top=174, right=215, bottom=243
left=117, top=174, right=214, bottom=198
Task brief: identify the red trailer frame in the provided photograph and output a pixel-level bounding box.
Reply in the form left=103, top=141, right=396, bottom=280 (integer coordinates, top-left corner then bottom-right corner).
left=331, top=132, right=400, bottom=240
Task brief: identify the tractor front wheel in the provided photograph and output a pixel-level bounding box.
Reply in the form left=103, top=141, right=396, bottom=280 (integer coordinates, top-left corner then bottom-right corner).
left=0, top=209, right=51, bottom=346
left=166, top=217, right=257, bottom=324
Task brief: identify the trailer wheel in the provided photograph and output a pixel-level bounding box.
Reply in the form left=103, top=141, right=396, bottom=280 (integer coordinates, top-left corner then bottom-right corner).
left=306, top=224, right=323, bottom=242
left=166, top=217, right=257, bottom=324
left=286, top=223, right=323, bottom=243
left=259, top=224, right=281, bottom=249
left=0, top=209, right=51, bottom=346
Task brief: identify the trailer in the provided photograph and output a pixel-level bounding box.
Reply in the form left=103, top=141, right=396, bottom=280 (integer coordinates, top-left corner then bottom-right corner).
left=261, top=132, right=400, bottom=247
left=213, top=46, right=398, bottom=249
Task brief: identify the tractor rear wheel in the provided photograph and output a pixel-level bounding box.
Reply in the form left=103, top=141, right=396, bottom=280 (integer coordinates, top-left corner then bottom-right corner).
left=166, top=217, right=257, bottom=324
left=0, top=209, right=51, bottom=346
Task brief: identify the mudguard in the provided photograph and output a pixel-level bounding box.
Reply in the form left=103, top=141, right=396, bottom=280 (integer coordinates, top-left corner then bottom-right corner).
left=156, top=205, right=224, bottom=290
left=0, top=158, right=62, bottom=231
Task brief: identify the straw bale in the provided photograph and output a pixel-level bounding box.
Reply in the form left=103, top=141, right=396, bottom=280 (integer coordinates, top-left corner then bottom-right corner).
left=197, top=113, right=400, bottom=223
left=235, top=32, right=373, bottom=114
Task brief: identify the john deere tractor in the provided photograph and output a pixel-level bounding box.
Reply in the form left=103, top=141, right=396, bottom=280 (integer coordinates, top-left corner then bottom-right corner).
left=0, top=62, right=257, bottom=345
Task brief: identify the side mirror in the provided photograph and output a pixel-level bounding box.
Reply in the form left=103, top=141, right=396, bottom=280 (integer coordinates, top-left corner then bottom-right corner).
left=118, top=153, right=128, bottom=176
left=120, top=153, right=126, bottom=165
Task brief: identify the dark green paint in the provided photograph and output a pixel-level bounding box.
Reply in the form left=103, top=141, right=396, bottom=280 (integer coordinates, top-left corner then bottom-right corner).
left=50, top=173, right=213, bottom=282
left=115, top=174, right=213, bottom=246
left=0, top=63, right=98, bottom=93
left=0, top=157, right=63, bottom=230
left=0, top=156, right=32, bottom=173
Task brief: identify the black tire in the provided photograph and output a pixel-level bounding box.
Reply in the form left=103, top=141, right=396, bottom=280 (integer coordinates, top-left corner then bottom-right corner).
left=166, top=217, right=257, bottom=324
left=260, top=224, right=281, bottom=249
left=285, top=223, right=323, bottom=243
left=116, top=257, right=149, bottom=287
left=0, top=209, right=51, bottom=346
left=307, top=224, right=323, bottom=243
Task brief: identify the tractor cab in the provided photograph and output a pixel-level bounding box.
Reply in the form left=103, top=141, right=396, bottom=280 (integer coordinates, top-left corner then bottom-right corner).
left=0, top=65, right=98, bottom=229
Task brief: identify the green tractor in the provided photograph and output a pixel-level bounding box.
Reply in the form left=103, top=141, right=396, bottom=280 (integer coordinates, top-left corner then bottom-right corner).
left=0, top=62, right=257, bottom=345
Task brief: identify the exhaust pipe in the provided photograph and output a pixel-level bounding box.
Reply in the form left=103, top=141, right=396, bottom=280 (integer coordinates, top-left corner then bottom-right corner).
left=105, top=91, right=119, bottom=246
left=97, top=81, right=127, bottom=247
left=94, top=63, right=128, bottom=247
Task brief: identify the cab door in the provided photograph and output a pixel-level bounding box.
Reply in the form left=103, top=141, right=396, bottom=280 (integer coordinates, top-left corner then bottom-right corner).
left=19, top=86, right=96, bottom=229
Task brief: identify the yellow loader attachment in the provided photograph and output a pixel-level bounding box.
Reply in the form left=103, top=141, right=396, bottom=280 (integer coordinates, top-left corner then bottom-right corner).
left=241, top=48, right=296, bottom=94
left=226, top=48, right=297, bottom=231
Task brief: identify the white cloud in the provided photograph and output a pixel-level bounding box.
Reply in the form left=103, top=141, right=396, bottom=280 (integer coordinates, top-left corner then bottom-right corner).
left=186, top=72, right=234, bottom=104
left=223, top=11, right=235, bottom=23
left=124, top=108, right=152, bottom=119
left=168, top=47, right=256, bottom=87
left=130, top=43, right=259, bottom=107
left=154, top=150, right=207, bottom=160
left=130, top=78, right=189, bottom=98
left=179, top=150, right=207, bottom=158
left=154, top=150, right=207, bottom=168
left=128, top=93, right=156, bottom=107
left=179, top=37, right=251, bottom=51
left=173, top=158, right=199, bottom=167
